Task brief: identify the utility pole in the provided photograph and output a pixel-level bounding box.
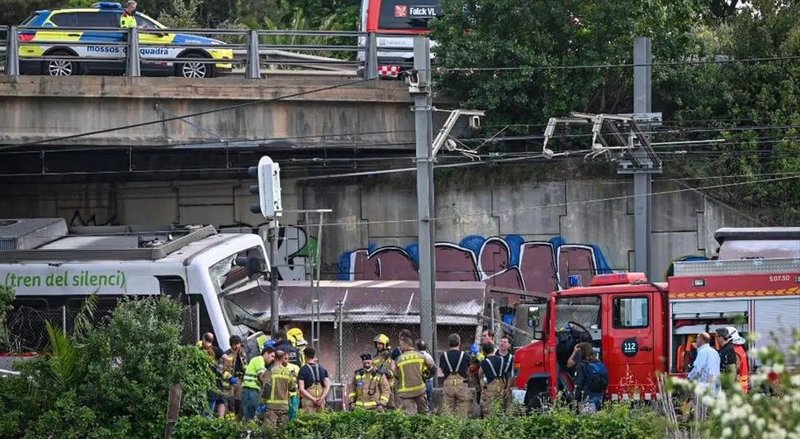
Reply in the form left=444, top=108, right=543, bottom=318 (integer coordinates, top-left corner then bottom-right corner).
left=630, top=37, right=659, bottom=277
left=409, top=37, right=484, bottom=359
left=411, top=37, right=437, bottom=360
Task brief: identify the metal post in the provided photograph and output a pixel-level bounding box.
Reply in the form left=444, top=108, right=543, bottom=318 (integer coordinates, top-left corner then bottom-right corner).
left=7, top=26, right=19, bottom=76
left=126, top=27, right=141, bottom=77
left=245, top=29, right=260, bottom=79
left=489, top=298, right=496, bottom=336
left=335, top=300, right=343, bottom=386
left=313, top=212, right=325, bottom=352
left=62, top=305, right=67, bottom=335
left=412, top=37, right=437, bottom=363
left=633, top=37, right=652, bottom=277
left=195, top=302, right=201, bottom=340
left=269, top=220, right=280, bottom=335
left=364, top=32, right=378, bottom=80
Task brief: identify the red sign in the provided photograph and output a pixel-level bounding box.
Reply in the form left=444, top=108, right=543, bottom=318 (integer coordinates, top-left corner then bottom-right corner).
left=394, top=5, right=408, bottom=17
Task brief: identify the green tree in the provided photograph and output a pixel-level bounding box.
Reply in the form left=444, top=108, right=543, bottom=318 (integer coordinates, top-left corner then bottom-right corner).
left=654, top=0, right=800, bottom=224
left=0, top=285, right=13, bottom=350
left=2, top=297, right=215, bottom=438
left=431, top=0, right=702, bottom=134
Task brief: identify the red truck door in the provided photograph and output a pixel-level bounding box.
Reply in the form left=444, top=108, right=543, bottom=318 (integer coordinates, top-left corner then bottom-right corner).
left=602, top=291, right=659, bottom=400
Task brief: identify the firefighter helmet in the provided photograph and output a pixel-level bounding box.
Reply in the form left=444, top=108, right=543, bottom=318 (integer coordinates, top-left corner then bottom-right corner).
left=287, top=328, right=306, bottom=346
left=373, top=334, right=390, bottom=346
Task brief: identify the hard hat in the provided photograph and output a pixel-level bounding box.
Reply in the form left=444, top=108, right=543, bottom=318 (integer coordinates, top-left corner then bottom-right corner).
left=373, top=334, right=390, bottom=345
left=360, top=352, right=373, bottom=361
left=287, top=327, right=308, bottom=347
left=726, top=327, right=746, bottom=345
left=287, top=328, right=304, bottom=343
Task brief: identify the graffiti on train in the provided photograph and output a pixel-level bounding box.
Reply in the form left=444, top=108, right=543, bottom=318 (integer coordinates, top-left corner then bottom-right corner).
left=338, top=235, right=612, bottom=292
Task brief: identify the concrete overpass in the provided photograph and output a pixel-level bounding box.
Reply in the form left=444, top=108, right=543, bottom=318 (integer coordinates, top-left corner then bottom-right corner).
left=0, top=75, right=425, bottom=179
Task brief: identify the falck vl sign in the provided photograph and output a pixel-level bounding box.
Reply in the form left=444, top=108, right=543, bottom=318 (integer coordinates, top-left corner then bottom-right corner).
left=394, top=4, right=440, bottom=18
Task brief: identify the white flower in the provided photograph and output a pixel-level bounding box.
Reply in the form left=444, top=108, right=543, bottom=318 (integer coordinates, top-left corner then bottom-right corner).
left=741, top=425, right=750, bottom=437
left=722, top=427, right=733, bottom=438
left=773, top=364, right=786, bottom=374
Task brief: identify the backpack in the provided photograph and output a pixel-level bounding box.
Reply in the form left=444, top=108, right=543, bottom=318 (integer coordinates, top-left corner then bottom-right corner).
left=586, top=361, right=608, bottom=393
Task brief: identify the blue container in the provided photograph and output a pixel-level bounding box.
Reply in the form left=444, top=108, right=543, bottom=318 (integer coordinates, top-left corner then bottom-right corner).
left=568, top=275, right=582, bottom=287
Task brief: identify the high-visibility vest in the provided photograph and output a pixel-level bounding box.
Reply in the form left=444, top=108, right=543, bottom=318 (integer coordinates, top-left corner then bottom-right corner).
left=120, top=13, right=136, bottom=28
left=243, top=356, right=266, bottom=391
left=396, top=351, right=427, bottom=397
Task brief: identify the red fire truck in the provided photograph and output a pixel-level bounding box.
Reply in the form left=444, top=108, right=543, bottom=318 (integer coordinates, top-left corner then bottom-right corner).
left=511, top=227, right=800, bottom=406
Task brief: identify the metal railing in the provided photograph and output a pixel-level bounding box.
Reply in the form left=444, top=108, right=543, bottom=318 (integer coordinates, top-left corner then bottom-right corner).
left=1, top=24, right=421, bottom=79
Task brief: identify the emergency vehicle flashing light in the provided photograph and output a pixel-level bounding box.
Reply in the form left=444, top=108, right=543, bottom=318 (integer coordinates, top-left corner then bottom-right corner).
left=92, top=2, right=122, bottom=9
left=589, top=272, right=648, bottom=286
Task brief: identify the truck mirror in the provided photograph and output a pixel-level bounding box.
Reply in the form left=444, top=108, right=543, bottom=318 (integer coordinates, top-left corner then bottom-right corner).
left=528, top=306, right=541, bottom=329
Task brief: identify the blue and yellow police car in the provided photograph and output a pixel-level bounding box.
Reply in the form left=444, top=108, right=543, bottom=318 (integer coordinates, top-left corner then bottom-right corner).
left=18, top=2, right=233, bottom=77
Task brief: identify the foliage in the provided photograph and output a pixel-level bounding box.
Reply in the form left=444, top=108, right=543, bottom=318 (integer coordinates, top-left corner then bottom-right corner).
left=173, top=405, right=666, bottom=439
left=431, top=0, right=702, bottom=132
left=0, top=297, right=216, bottom=438
left=157, top=0, right=203, bottom=29
left=652, top=1, right=800, bottom=224
left=0, top=284, right=14, bottom=350
left=668, top=329, right=800, bottom=439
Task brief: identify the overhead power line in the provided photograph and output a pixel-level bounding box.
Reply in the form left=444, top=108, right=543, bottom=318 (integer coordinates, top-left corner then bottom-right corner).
left=438, top=55, right=800, bottom=72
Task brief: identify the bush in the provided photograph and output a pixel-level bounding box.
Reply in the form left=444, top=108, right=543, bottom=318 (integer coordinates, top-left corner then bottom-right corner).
left=0, top=296, right=216, bottom=438
left=173, top=405, right=666, bottom=439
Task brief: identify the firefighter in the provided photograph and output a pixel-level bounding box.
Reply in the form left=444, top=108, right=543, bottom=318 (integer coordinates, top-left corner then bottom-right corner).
left=393, top=336, right=436, bottom=415
left=373, top=334, right=396, bottom=407
left=348, top=352, right=391, bottom=411
left=219, top=355, right=237, bottom=420
left=439, top=333, right=471, bottom=417
left=263, top=350, right=297, bottom=429
left=716, top=328, right=739, bottom=376
left=478, top=342, right=504, bottom=417
left=725, top=327, right=750, bottom=392
left=298, top=347, right=331, bottom=413
left=496, top=334, right=515, bottom=407
left=222, top=335, right=248, bottom=419
left=287, top=327, right=308, bottom=365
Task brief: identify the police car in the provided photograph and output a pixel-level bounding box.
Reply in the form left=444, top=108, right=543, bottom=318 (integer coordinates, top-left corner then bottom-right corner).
left=18, top=2, right=233, bottom=78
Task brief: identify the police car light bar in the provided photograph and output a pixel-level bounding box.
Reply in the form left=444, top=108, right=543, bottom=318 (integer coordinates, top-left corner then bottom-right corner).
left=92, top=2, right=122, bottom=9
left=589, top=272, right=648, bottom=286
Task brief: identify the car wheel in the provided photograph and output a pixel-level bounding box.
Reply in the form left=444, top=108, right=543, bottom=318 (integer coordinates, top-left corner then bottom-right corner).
left=46, top=51, right=78, bottom=77
left=176, top=52, right=213, bottom=78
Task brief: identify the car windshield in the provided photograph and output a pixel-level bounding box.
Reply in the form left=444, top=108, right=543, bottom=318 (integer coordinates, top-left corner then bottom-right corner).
left=554, top=296, right=601, bottom=331
left=135, top=13, right=166, bottom=29
left=378, top=0, right=441, bottom=30
left=208, top=246, right=270, bottom=330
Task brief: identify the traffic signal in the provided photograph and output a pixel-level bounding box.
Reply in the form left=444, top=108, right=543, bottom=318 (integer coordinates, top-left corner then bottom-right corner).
left=248, top=156, right=282, bottom=219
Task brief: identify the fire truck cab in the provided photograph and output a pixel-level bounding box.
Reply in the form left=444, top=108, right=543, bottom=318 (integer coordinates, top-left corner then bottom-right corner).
left=513, top=227, right=800, bottom=407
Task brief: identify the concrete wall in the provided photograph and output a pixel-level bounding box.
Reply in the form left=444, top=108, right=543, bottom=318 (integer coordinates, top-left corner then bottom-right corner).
left=0, top=171, right=758, bottom=280
left=0, top=76, right=414, bottom=149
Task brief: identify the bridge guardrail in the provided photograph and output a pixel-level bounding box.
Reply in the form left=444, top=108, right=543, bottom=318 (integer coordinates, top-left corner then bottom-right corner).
left=1, top=24, right=425, bottom=80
